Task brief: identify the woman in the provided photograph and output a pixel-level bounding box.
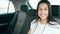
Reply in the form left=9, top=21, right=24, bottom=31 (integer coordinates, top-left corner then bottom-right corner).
left=28, top=0, right=60, bottom=34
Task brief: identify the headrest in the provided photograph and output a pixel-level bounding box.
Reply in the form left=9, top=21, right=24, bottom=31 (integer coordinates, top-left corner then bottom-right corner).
left=20, top=5, right=28, bottom=12
left=27, top=9, right=37, bottom=16
left=52, top=5, right=59, bottom=17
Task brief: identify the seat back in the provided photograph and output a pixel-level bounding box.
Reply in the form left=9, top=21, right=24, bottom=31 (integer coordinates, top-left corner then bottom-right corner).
left=13, top=5, right=28, bottom=34
left=52, top=5, right=60, bottom=24
left=20, top=9, right=37, bottom=34
left=52, top=5, right=59, bottom=17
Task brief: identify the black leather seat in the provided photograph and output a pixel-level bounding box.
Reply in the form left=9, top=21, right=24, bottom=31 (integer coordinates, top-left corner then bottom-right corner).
left=52, top=5, right=59, bottom=17
left=52, top=5, right=60, bottom=24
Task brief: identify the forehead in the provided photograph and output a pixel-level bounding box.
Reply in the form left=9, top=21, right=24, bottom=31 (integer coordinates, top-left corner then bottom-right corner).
left=39, top=3, right=48, bottom=8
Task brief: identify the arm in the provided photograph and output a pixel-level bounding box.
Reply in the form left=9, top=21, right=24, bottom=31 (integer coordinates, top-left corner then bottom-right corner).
left=28, top=19, right=36, bottom=34
left=28, top=29, right=31, bottom=34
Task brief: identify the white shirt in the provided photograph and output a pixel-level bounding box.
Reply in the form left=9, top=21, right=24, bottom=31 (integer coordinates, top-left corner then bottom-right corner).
left=33, top=21, right=46, bottom=34
left=30, top=19, right=60, bottom=34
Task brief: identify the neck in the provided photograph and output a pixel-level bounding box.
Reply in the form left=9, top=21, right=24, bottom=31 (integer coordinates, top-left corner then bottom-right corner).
left=40, top=19, right=48, bottom=24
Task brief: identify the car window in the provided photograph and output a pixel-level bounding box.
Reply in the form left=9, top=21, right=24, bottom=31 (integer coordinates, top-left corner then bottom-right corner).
left=0, top=0, right=15, bottom=14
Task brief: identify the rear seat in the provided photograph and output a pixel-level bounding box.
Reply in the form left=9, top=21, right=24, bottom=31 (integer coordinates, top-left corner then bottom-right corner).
left=52, top=5, right=60, bottom=24
left=52, top=5, right=59, bottom=17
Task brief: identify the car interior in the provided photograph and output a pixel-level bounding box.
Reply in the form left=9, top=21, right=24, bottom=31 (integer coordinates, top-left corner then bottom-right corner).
left=0, top=0, right=60, bottom=34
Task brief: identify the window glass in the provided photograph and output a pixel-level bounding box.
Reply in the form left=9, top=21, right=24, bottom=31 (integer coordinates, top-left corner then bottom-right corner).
left=48, top=0, right=60, bottom=5
left=29, top=0, right=41, bottom=9
left=0, top=0, right=15, bottom=14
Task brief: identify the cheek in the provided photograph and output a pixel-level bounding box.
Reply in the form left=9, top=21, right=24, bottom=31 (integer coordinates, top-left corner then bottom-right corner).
left=46, top=10, right=48, bottom=16
left=44, top=11, right=48, bottom=19
left=38, top=11, right=41, bottom=17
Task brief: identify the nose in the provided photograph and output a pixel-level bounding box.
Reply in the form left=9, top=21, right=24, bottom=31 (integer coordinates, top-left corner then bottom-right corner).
left=41, top=9, right=45, bottom=14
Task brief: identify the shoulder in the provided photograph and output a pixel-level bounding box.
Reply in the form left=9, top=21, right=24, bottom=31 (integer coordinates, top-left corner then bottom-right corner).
left=30, top=19, right=38, bottom=32
left=30, top=19, right=38, bottom=27
left=48, top=21, right=60, bottom=33
left=31, top=19, right=37, bottom=24
left=48, top=21, right=60, bottom=29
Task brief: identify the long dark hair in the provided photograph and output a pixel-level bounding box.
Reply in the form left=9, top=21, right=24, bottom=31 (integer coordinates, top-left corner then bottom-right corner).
left=36, top=0, right=56, bottom=25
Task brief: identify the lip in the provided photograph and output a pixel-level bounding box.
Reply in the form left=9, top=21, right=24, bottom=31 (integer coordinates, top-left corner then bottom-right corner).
left=40, top=14, right=46, bottom=17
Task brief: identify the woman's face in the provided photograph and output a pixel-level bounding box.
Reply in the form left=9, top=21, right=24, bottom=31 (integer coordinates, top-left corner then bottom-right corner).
left=38, top=3, right=48, bottom=20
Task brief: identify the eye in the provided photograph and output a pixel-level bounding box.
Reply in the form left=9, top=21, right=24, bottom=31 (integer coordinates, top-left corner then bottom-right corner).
left=39, top=9, right=42, bottom=10
left=44, top=8, right=48, bottom=10
left=38, top=8, right=42, bottom=11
